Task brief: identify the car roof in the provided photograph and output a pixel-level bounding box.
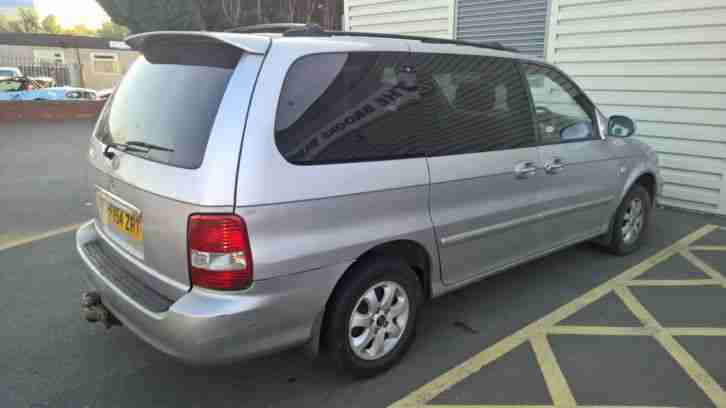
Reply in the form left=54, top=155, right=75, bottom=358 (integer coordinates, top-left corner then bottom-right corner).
left=125, top=29, right=543, bottom=63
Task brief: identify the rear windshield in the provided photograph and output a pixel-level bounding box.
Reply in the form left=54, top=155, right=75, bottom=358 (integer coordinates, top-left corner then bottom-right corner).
left=94, top=42, right=241, bottom=169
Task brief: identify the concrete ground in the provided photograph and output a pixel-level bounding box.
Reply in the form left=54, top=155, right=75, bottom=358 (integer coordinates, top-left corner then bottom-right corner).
left=2, top=121, right=726, bottom=408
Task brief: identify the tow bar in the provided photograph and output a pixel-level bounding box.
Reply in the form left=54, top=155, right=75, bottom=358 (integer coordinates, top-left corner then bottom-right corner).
left=81, top=291, right=121, bottom=329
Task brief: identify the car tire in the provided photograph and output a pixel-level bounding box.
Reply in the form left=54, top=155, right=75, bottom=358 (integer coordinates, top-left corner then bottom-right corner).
left=607, top=184, right=651, bottom=255
left=325, top=256, right=422, bottom=378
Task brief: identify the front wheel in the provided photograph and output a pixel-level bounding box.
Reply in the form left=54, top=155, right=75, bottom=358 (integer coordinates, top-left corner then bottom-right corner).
left=325, top=256, right=422, bottom=378
left=607, top=184, right=651, bottom=255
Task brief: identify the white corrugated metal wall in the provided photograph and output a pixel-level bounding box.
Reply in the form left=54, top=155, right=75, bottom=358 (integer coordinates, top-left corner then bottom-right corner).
left=547, top=0, right=726, bottom=214
left=456, top=0, right=549, bottom=57
left=344, top=0, right=454, bottom=39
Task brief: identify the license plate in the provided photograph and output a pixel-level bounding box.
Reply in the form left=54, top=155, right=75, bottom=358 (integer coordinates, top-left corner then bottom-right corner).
left=105, top=204, right=143, bottom=241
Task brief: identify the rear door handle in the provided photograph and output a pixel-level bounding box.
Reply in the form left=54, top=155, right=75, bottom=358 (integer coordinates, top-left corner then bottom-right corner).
left=514, top=161, right=538, bottom=179
left=545, top=157, right=565, bottom=174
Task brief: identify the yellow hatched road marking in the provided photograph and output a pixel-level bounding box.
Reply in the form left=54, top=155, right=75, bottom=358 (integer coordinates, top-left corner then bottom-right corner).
left=689, top=245, right=726, bottom=251
left=544, top=325, right=726, bottom=338
left=426, top=406, right=679, bottom=408
left=425, top=405, right=554, bottom=408
left=389, top=224, right=722, bottom=408
left=425, top=406, right=680, bottom=408
left=667, top=327, right=726, bottom=336
left=530, top=335, right=577, bottom=407
left=681, top=250, right=726, bottom=288
left=616, top=286, right=726, bottom=406
left=626, top=279, right=721, bottom=286
left=0, top=223, right=83, bottom=252
left=545, top=326, right=651, bottom=336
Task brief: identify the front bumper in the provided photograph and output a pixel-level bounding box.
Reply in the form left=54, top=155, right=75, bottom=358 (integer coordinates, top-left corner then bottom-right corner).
left=76, top=220, right=348, bottom=364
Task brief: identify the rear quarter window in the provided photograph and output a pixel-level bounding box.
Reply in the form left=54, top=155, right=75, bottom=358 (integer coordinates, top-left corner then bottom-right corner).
left=275, top=52, right=423, bottom=165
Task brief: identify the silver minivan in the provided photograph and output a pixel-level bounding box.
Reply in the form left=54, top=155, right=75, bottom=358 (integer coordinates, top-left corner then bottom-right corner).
left=76, top=25, right=661, bottom=377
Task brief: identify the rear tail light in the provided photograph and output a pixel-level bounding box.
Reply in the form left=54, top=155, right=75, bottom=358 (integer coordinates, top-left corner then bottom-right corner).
left=187, top=214, right=253, bottom=291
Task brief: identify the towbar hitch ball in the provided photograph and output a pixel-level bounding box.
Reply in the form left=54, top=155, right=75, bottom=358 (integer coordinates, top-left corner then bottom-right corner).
left=81, top=291, right=120, bottom=329
left=81, top=291, right=101, bottom=308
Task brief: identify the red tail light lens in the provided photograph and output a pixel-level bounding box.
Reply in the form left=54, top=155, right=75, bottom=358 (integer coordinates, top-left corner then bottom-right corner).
left=188, top=214, right=253, bottom=291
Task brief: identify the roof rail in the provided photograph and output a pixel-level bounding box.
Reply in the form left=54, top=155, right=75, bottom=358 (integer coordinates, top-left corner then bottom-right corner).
left=226, top=23, right=307, bottom=34
left=283, top=25, right=518, bottom=53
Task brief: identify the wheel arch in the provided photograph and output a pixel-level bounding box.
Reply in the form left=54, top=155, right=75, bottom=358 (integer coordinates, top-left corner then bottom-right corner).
left=309, top=239, right=433, bottom=355
left=596, top=170, right=657, bottom=247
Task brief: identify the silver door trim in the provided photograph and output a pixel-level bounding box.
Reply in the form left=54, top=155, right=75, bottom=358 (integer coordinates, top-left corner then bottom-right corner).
left=538, top=195, right=615, bottom=222
left=440, top=211, right=542, bottom=247
left=434, top=224, right=608, bottom=296
left=440, top=195, right=615, bottom=247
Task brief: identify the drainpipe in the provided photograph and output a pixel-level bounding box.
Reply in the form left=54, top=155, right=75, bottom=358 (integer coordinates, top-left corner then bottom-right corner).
left=74, top=40, right=85, bottom=88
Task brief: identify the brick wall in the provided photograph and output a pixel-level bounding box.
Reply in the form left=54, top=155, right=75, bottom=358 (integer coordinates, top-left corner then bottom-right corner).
left=0, top=101, right=105, bottom=121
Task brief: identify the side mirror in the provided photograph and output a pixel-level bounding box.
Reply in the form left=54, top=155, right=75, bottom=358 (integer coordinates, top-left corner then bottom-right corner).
left=608, top=115, right=636, bottom=138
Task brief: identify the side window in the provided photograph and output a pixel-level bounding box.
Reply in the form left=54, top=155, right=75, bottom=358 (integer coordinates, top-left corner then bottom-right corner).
left=522, top=63, right=597, bottom=144
left=275, top=52, right=422, bottom=164
left=274, top=52, right=537, bottom=165
left=417, top=53, right=536, bottom=156
left=0, top=80, right=23, bottom=92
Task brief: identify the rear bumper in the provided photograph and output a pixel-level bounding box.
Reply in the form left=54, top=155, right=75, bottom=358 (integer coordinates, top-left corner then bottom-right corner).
left=76, top=220, right=348, bottom=364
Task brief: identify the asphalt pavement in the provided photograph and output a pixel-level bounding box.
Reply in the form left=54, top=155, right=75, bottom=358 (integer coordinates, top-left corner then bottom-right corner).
left=2, top=207, right=724, bottom=408
left=0, top=120, right=95, bottom=247
left=2, top=120, right=726, bottom=408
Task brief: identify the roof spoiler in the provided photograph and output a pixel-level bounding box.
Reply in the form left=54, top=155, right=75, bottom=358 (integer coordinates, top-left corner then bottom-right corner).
left=225, top=23, right=307, bottom=34
left=125, top=31, right=270, bottom=55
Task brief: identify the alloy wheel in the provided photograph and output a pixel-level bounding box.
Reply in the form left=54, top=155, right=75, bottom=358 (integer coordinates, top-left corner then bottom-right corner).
left=348, top=281, right=410, bottom=361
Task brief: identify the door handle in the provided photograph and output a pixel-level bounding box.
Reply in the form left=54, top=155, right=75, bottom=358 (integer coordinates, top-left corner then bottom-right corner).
left=545, top=157, right=566, bottom=174
left=514, top=161, right=538, bottom=179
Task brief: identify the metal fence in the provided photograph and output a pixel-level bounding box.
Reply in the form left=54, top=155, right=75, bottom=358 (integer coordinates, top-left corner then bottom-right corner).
left=0, top=56, right=81, bottom=87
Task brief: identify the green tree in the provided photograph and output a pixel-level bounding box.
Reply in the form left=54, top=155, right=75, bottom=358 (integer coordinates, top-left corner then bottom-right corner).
left=63, top=24, right=97, bottom=36
left=0, top=14, right=11, bottom=32
left=97, top=20, right=131, bottom=40
left=41, top=14, right=63, bottom=34
left=95, top=0, right=199, bottom=33
left=94, top=0, right=342, bottom=33
left=8, top=7, right=41, bottom=33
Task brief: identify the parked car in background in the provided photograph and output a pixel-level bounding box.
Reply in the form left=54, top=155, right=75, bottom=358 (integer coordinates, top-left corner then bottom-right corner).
left=31, top=76, right=57, bottom=88
left=97, top=88, right=114, bottom=100
left=76, top=27, right=660, bottom=378
left=0, top=77, right=97, bottom=101
left=0, top=66, right=23, bottom=79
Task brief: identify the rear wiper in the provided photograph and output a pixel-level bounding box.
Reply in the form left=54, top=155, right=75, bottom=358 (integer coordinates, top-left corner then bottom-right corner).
left=103, top=142, right=147, bottom=159
left=125, top=141, right=175, bottom=152
left=103, top=141, right=174, bottom=159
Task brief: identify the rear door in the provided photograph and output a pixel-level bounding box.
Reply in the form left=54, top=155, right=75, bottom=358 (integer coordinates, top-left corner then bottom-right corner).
left=411, top=50, right=544, bottom=285
left=87, top=33, right=268, bottom=300
left=521, top=62, right=620, bottom=247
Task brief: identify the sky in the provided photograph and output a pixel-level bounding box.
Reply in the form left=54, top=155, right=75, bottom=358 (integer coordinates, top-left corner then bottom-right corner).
left=34, top=0, right=110, bottom=29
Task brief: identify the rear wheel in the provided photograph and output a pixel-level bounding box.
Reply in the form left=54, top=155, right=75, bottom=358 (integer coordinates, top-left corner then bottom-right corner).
left=325, top=256, right=421, bottom=378
left=607, top=184, right=651, bottom=255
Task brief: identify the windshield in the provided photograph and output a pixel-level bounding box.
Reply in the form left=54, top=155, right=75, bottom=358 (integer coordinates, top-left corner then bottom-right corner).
left=94, top=43, right=240, bottom=169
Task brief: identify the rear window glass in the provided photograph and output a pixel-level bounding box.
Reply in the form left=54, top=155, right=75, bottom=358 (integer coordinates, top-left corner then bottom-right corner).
left=94, top=42, right=240, bottom=169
